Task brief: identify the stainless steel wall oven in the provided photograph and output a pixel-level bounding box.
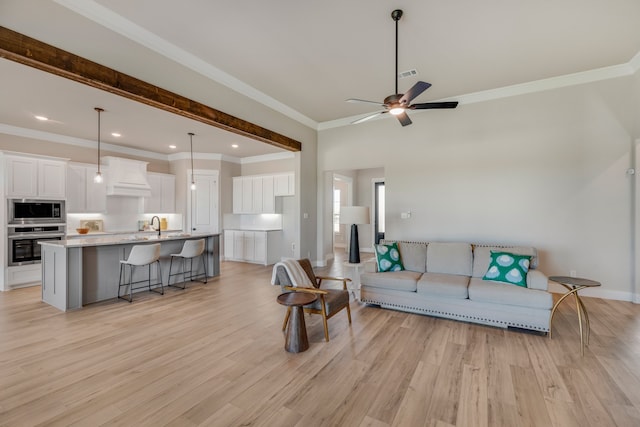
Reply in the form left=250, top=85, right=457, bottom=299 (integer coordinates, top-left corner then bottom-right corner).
left=8, top=225, right=65, bottom=266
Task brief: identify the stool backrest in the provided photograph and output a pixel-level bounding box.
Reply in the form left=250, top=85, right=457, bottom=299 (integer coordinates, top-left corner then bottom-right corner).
left=126, top=243, right=161, bottom=266
left=179, top=239, right=205, bottom=258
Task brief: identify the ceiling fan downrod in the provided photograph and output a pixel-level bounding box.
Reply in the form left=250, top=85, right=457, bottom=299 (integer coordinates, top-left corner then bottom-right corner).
left=392, top=9, right=403, bottom=95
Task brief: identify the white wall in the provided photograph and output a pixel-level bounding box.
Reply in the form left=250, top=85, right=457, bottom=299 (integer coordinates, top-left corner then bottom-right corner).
left=319, top=73, right=640, bottom=301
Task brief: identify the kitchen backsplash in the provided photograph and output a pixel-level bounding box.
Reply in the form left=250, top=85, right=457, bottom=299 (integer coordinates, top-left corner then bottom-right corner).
left=223, top=213, right=282, bottom=230
left=67, top=195, right=183, bottom=233
left=67, top=213, right=183, bottom=233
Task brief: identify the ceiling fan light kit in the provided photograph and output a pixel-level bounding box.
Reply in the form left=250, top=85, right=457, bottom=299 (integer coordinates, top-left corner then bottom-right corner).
left=347, top=9, right=458, bottom=126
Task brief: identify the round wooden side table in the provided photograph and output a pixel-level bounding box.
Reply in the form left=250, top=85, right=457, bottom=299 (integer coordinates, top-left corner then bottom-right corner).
left=548, top=276, right=601, bottom=356
left=277, top=292, right=317, bottom=353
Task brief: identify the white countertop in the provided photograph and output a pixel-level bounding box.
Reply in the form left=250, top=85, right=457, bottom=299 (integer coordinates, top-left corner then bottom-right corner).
left=224, top=228, right=283, bottom=232
left=40, top=232, right=220, bottom=248
left=66, top=229, right=182, bottom=237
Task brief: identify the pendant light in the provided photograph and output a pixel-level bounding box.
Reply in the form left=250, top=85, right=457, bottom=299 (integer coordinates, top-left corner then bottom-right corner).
left=189, top=132, right=196, bottom=190
left=94, top=107, right=104, bottom=183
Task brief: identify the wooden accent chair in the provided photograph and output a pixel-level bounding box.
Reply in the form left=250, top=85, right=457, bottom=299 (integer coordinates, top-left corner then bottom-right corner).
left=274, top=259, right=352, bottom=341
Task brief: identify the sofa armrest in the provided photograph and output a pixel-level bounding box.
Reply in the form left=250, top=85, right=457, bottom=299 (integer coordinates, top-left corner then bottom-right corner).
left=364, top=259, right=378, bottom=273
left=527, top=270, right=548, bottom=291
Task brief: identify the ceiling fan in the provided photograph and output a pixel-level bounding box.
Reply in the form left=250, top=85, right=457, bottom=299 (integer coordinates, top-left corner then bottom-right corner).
left=347, top=9, right=458, bottom=127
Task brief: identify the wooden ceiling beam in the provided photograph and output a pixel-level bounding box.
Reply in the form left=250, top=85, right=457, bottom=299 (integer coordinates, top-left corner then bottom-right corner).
left=0, top=26, right=302, bottom=152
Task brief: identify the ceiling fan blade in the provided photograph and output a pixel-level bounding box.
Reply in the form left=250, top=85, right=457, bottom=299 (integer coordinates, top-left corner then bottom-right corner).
left=396, top=111, right=412, bottom=127
left=410, top=101, right=459, bottom=110
left=398, top=81, right=432, bottom=105
left=346, top=98, right=387, bottom=107
left=352, top=111, right=387, bottom=125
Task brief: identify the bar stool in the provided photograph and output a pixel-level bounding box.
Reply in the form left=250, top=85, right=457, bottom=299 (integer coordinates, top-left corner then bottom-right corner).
left=118, top=243, right=163, bottom=303
left=168, top=239, right=207, bottom=289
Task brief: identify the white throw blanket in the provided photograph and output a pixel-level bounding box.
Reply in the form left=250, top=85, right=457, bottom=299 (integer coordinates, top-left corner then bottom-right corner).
left=271, top=259, right=314, bottom=287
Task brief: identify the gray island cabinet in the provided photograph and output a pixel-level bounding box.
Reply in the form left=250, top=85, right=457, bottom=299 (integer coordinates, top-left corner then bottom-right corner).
left=39, top=233, right=220, bottom=311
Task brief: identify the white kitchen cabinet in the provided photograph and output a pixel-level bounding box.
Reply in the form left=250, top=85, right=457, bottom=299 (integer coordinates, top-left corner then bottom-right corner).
left=7, top=265, right=41, bottom=288
left=67, top=163, right=107, bottom=213
left=252, top=177, right=263, bottom=214
left=223, top=229, right=282, bottom=265
left=254, top=231, right=266, bottom=262
left=5, top=155, right=66, bottom=199
left=144, top=172, right=175, bottom=213
left=274, top=172, right=295, bottom=196
left=232, top=176, right=254, bottom=214
left=232, top=178, right=243, bottom=214
left=261, top=175, right=275, bottom=213
left=223, top=230, right=235, bottom=261
left=232, top=173, right=292, bottom=214
left=242, top=177, right=253, bottom=213
left=66, top=164, right=84, bottom=213
left=233, top=230, right=244, bottom=260
left=242, top=231, right=255, bottom=260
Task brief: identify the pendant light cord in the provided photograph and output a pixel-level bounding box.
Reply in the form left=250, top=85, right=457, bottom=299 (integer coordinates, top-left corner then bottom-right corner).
left=95, top=107, right=103, bottom=174
left=189, top=132, right=195, bottom=185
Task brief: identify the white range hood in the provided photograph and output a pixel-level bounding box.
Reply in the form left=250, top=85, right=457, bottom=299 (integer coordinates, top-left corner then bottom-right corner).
left=102, top=156, right=152, bottom=197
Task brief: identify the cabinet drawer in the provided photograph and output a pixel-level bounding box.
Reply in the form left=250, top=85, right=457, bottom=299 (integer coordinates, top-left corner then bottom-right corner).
left=8, top=265, right=41, bottom=287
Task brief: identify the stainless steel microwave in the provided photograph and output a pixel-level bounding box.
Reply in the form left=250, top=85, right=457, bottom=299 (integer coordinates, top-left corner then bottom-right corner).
left=8, top=199, right=65, bottom=224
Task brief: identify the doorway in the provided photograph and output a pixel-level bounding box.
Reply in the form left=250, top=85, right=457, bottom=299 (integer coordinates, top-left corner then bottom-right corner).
left=373, top=180, right=385, bottom=244
left=332, top=174, right=352, bottom=250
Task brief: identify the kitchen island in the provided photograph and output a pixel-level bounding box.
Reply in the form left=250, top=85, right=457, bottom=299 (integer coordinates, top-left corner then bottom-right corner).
left=39, top=233, right=220, bottom=311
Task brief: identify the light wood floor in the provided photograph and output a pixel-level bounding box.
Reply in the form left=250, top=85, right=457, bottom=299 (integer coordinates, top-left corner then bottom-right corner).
left=1, top=255, right=639, bottom=427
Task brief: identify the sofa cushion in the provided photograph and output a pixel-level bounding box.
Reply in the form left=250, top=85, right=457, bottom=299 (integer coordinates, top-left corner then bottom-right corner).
left=374, top=242, right=404, bottom=272
left=472, top=246, right=538, bottom=277
left=468, top=278, right=553, bottom=310
left=361, top=270, right=421, bottom=292
left=482, top=251, right=531, bottom=287
left=526, top=270, right=549, bottom=291
left=417, top=272, right=469, bottom=299
left=398, top=242, right=427, bottom=273
left=426, top=242, right=473, bottom=276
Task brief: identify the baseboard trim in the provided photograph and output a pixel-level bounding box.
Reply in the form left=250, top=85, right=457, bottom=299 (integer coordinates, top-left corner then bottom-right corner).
left=549, top=282, right=639, bottom=303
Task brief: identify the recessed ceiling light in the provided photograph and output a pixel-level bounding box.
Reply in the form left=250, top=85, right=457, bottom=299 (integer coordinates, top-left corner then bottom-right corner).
left=35, top=115, right=48, bottom=121
left=111, top=132, right=121, bottom=137
left=231, top=144, right=239, bottom=148
left=169, top=145, right=177, bottom=149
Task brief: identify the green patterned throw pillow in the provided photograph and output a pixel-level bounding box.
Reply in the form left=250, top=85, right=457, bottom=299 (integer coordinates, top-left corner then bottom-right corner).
left=375, top=242, right=404, bottom=272
left=482, top=251, right=531, bottom=287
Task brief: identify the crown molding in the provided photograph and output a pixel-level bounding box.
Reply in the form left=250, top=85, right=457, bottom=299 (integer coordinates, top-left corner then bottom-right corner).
left=54, top=0, right=318, bottom=130
left=0, top=123, right=168, bottom=161
left=318, top=56, right=640, bottom=131
left=168, top=152, right=251, bottom=164
left=240, top=151, right=296, bottom=164
left=456, top=62, right=636, bottom=106
left=167, top=150, right=294, bottom=164
left=1, top=123, right=296, bottom=165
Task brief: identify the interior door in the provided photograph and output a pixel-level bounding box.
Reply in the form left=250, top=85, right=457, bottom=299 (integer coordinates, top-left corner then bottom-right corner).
left=187, top=171, right=219, bottom=234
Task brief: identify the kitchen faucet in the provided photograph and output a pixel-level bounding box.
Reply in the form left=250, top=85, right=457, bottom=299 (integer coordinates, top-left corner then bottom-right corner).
left=150, top=216, right=161, bottom=237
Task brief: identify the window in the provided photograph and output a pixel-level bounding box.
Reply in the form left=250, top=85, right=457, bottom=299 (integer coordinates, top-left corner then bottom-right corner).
left=333, top=189, right=341, bottom=233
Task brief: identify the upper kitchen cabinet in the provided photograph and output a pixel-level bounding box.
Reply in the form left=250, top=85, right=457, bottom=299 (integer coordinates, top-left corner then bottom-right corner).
left=5, top=154, right=67, bottom=199
left=143, top=172, right=176, bottom=213
left=232, top=173, right=293, bottom=214
left=274, top=172, right=295, bottom=196
left=233, top=175, right=278, bottom=214
left=67, top=163, right=107, bottom=213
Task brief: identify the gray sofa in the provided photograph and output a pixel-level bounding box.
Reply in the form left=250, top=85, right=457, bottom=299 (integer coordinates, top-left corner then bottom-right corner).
left=360, top=241, right=553, bottom=332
